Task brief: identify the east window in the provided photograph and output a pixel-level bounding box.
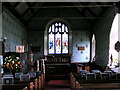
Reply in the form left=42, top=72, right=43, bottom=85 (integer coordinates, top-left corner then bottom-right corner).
left=48, top=22, right=69, bottom=54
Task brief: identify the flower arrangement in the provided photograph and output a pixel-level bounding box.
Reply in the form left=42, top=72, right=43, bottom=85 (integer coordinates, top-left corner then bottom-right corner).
left=3, top=55, right=21, bottom=72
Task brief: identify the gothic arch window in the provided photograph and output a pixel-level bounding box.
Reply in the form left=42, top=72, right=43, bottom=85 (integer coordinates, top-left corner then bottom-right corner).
left=91, top=34, right=96, bottom=61
left=48, top=22, right=69, bottom=54
left=109, top=13, right=119, bottom=67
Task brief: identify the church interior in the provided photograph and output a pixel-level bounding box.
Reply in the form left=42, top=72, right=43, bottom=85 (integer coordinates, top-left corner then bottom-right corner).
left=0, top=1, right=120, bottom=90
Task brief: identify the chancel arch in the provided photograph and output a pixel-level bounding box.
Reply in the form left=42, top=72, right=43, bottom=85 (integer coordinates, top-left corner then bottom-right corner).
left=109, top=13, right=119, bottom=67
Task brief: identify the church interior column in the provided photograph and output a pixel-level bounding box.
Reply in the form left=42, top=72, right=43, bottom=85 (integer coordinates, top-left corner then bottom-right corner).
left=0, top=1, right=2, bottom=89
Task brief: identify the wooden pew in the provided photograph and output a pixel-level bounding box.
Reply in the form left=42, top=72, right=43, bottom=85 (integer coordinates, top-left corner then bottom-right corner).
left=2, top=73, right=42, bottom=90
left=14, top=80, right=31, bottom=84
left=70, top=73, right=76, bottom=90
left=2, top=84, right=28, bottom=90
left=2, top=79, right=31, bottom=90
left=79, top=83, right=120, bottom=89
left=34, top=78, right=38, bottom=90
left=72, top=72, right=120, bottom=90
left=23, top=87, right=28, bottom=90
left=22, top=74, right=42, bottom=90
left=38, top=75, right=42, bottom=89
left=33, top=74, right=43, bottom=90
left=75, top=81, right=80, bottom=90
left=29, top=82, right=34, bottom=90
left=41, top=73, right=45, bottom=90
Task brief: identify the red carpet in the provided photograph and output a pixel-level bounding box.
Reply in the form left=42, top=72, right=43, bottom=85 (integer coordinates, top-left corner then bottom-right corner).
left=46, top=80, right=70, bottom=88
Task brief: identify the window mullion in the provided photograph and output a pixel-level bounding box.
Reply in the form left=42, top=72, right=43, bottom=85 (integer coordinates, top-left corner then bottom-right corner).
left=48, top=22, right=69, bottom=55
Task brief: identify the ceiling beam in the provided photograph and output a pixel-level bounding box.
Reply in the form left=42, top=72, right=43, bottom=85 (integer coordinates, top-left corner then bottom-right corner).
left=26, top=2, right=35, bottom=14
left=4, top=5, right=113, bottom=9
left=96, top=2, right=110, bottom=17
left=13, top=2, right=21, bottom=7
left=21, top=2, right=37, bottom=17
left=81, top=2, right=97, bottom=17
left=3, top=3, right=20, bottom=17
left=26, top=2, right=45, bottom=25
left=21, top=8, right=30, bottom=17
left=115, top=2, right=120, bottom=9
left=23, top=5, right=113, bottom=8
left=18, top=17, right=99, bottom=20
left=26, top=8, right=40, bottom=24
left=72, top=2, right=94, bottom=24
left=31, top=2, right=37, bottom=6
left=3, top=2, right=27, bottom=25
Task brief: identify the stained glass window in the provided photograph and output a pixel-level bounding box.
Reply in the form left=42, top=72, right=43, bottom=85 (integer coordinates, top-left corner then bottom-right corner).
left=49, top=27, right=54, bottom=54
left=48, top=22, right=69, bottom=54
left=62, top=26, right=68, bottom=54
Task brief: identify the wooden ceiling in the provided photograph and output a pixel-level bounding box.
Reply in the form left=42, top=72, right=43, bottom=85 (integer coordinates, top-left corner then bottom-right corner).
left=2, top=2, right=119, bottom=31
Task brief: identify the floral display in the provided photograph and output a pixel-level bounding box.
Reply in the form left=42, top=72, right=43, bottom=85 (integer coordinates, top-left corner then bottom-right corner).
left=3, top=55, right=21, bottom=72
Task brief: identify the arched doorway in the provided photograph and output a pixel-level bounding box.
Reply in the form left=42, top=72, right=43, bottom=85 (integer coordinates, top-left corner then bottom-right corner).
left=109, top=13, right=119, bottom=67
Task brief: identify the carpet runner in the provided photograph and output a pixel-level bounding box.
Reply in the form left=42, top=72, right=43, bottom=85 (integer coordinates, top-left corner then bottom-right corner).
left=45, top=80, right=70, bottom=90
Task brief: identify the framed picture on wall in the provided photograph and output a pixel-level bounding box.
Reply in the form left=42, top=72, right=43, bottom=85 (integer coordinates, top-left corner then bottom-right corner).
left=16, top=46, right=24, bottom=53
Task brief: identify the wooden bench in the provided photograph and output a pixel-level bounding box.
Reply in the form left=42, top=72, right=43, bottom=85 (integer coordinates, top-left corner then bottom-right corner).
left=23, top=86, right=28, bottom=90
left=75, top=81, right=80, bottom=90
left=70, top=73, right=75, bottom=90
left=29, top=82, right=34, bottom=90
left=79, top=83, right=120, bottom=89
left=71, top=72, right=120, bottom=90
left=2, top=73, right=44, bottom=90
left=2, top=84, right=28, bottom=90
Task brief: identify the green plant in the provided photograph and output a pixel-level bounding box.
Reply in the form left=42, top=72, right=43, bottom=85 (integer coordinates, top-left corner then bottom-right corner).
left=3, top=55, right=21, bottom=72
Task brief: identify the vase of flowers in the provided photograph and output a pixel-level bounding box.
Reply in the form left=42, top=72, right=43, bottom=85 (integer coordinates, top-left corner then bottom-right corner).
left=3, top=55, right=22, bottom=73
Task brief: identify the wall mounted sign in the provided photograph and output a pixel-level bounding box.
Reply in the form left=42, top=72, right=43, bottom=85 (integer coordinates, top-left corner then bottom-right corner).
left=16, top=46, right=24, bottom=53
left=114, top=41, right=120, bottom=52
left=78, top=46, right=85, bottom=54
left=78, top=46, right=85, bottom=50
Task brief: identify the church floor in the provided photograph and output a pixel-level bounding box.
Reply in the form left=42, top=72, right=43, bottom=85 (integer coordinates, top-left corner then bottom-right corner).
left=45, top=87, right=70, bottom=90
left=45, top=74, right=70, bottom=90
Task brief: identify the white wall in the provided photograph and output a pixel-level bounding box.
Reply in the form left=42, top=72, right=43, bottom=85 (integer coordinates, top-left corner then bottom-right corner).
left=72, top=30, right=90, bottom=63
left=2, top=9, right=28, bottom=52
